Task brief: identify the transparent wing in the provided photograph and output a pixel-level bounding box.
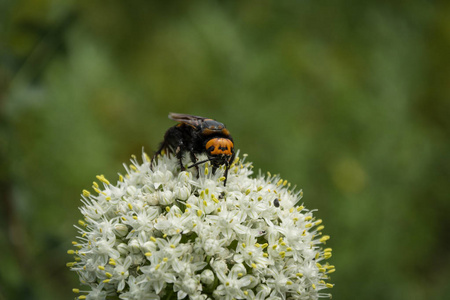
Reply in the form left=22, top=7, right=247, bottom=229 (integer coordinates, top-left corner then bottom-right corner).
left=168, top=113, right=207, bottom=128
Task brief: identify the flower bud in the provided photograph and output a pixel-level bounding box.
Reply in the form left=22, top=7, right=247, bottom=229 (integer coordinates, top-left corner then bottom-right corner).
left=176, top=184, right=191, bottom=201
left=117, top=243, right=129, bottom=255
left=143, top=193, right=159, bottom=205
left=182, top=278, right=198, bottom=294
left=177, top=171, right=192, bottom=184
left=200, top=269, right=214, bottom=285
left=128, top=239, right=140, bottom=253
left=159, top=190, right=174, bottom=205
left=126, top=186, right=137, bottom=196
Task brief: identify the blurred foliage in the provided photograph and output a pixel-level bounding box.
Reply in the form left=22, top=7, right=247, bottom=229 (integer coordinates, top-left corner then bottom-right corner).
left=1, top=0, right=450, bottom=299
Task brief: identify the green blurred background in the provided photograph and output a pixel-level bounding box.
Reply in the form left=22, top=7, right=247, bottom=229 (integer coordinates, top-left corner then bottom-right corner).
left=1, top=0, right=449, bottom=299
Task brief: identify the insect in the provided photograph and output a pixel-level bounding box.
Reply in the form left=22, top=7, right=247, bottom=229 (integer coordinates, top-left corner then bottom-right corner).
left=273, top=198, right=280, bottom=207
left=152, top=113, right=235, bottom=185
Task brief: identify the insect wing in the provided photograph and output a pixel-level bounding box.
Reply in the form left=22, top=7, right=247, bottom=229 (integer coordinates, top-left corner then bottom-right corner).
left=168, top=113, right=206, bottom=128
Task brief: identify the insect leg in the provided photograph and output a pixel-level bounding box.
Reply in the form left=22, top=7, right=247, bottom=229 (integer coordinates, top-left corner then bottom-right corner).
left=151, top=141, right=170, bottom=170
left=223, top=164, right=230, bottom=186
left=223, top=152, right=235, bottom=186
left=175, top=144, right=185, bottom=170
left=151, top=126, right=180, bottom=170
left=189, top=152, right=200, bottom=178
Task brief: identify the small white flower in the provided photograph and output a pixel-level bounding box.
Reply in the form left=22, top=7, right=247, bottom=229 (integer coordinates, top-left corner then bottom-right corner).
left=174, top=276, right=201, bottom=299
left=213, top=263, right=254, bottom=300
left=68, top=151, right=335, bottom=299
left=119, top=276, right=159, bottom=300
left=234, top=234, right=273, bottom=269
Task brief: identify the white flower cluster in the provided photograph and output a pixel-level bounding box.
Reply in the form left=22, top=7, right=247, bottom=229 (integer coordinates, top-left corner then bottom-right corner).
left=68, top=151, right=335, bottom=300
